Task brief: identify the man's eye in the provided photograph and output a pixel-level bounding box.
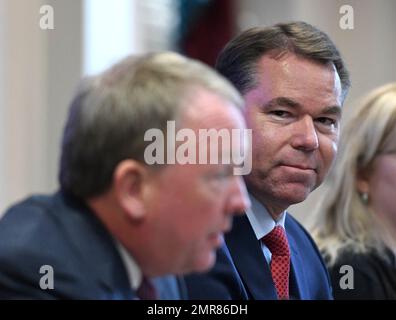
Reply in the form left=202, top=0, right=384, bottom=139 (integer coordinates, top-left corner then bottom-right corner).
left=212, top=166, right=235, bottom=180
left=270, top=110, right=291, bottom=118
left=317, top=117, right=337, bottom=127
left=215, top=170, right=232, bottom=179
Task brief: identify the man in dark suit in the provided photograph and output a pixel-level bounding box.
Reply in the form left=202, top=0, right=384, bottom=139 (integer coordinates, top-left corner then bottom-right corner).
left=185, top=21, right=351, bottom=300
left=0, top=52, right=249, bottom=299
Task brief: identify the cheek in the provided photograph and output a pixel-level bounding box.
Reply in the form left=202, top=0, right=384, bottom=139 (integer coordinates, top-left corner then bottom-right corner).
left=379, top=169, right=396, bottom=186
left=196, top=191, right=225, bottom=216
left=185, top=187, right=224, bottom=221
left=251, top=128, right=279, bottom=163
left=367, top=158, right=396, bottom=217
left=319, top=138, right=338, bottom=172
left=371, top=168, right=396, bottom=203
left=369, top=181, right=396, bottom=223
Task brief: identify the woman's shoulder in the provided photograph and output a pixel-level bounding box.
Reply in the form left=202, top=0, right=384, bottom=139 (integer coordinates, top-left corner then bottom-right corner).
left=327, top=247, right=396, bottom=299
left=328, top=246, right=393, bottom=274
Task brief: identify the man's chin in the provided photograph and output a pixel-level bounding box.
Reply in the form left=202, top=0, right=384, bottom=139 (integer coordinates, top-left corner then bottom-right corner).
left=192, top=251, right=216, bottom=274
left=289, top=195, right=309, bottom=205
left=279, top=187, right=313, bottom=206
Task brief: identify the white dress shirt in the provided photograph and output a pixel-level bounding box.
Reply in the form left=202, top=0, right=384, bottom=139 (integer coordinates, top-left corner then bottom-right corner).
left=245, top=193, right=286, bottom=265
left=115, top=241, right=143, bottom=291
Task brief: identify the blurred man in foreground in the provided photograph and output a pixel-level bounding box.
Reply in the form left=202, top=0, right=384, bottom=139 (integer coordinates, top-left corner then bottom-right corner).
left=0, top=52, right=250, bottom=299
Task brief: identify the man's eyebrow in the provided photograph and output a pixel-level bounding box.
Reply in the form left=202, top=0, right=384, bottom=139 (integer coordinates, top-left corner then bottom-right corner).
left=262, top=97, right=301, bottom=109
left=322, top=105, right=342, bottom=117
left=262, top=96, right=342, bottom=117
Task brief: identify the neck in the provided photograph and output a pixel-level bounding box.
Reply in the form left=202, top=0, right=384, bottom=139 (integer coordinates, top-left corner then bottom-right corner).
left=266, top=205, right=285, bottom=221
left=248, top=189, right=287, bottom=221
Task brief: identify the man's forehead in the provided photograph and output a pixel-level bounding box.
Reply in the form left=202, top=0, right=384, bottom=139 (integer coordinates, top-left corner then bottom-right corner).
left=256, top=53, right=337, bottom=78
left=251, top=53, right=343, bottom=104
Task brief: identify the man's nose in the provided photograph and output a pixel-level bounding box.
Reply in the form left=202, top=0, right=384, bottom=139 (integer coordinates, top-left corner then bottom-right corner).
left=227, top=176, right=250, bottom=216
left=290, top=116, right=319, bottom=151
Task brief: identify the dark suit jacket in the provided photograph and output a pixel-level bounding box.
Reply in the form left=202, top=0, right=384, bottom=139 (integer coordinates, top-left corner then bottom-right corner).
left=327, top=248, right=396, bottom=299
left=185, top=214, right=332, bottom=299
left=0, top=192, right=186, bottom=299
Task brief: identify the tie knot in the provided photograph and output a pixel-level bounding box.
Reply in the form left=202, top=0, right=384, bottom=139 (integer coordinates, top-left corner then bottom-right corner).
left=262, top=226, right=290, bottom=256
left=137, top=276, right=158, bottom=300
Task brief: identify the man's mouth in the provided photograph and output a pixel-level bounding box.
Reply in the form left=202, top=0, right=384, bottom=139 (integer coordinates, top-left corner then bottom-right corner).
left=280, top=163, right=317, bottom=172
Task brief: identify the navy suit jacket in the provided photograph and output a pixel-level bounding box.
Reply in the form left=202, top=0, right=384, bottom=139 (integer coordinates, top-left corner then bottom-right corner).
left=0, top=192, right=186, bottom=299
left=185, top=214, right=332, bottom=299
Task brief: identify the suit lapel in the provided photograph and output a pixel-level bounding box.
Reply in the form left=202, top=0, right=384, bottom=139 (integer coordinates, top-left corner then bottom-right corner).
left=226, top=215, right=277, bottom=299
left=286, top=215, right=308, bottom=299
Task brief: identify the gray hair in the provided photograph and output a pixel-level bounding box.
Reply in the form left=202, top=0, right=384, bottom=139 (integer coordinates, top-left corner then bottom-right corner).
left=216, top=21, right=350, bottom=101
left=310, top=83, right=396, bottom=265
left=59, top=52, right=243, bottom=198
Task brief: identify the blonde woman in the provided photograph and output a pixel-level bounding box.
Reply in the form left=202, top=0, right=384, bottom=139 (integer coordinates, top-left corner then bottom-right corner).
left=311, top=83, right=396, bottom=299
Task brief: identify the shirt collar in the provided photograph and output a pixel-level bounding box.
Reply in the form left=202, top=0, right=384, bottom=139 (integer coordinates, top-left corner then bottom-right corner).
left=115, top=241, right=143, bottom=291
left=245, top=193, right=286, bottom=241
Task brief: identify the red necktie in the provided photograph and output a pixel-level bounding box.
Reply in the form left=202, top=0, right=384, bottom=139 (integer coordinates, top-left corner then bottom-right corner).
left=137, top=276, right=158, bottom=300
left=262, top=226, right=290, bottom=299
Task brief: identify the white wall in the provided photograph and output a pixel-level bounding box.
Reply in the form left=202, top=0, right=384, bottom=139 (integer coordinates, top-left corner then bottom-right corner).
left=0, top=0, right=177, bottom=214
left=0, top=0, right=84, bottom=215
left=0, top=0, right=49, bottom=214
left=0, top=0, right=6, bottom=213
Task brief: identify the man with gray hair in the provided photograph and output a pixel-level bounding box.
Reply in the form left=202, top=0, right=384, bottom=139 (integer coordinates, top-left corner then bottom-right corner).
left=186, top=21, right=351, bottom=299
left=0, top=52, right=250, bottom=299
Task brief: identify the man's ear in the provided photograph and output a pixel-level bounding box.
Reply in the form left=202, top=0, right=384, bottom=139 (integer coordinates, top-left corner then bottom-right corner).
left=113, top=159, right=147, bottom=221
